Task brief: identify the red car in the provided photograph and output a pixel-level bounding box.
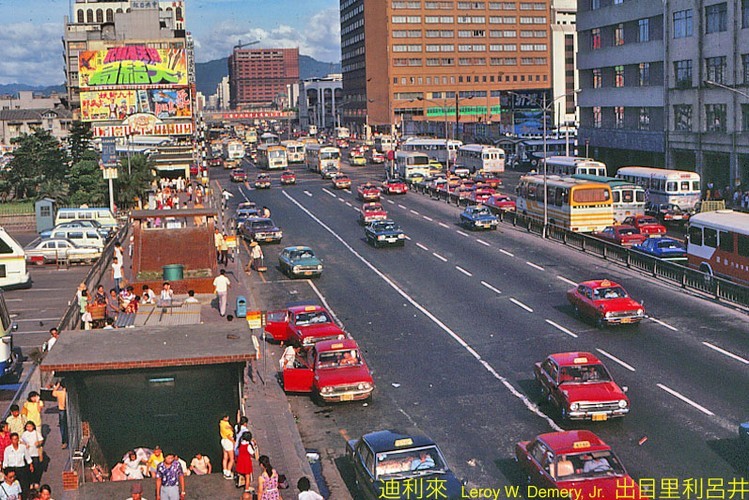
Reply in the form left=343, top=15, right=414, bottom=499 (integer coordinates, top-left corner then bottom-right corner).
left=474, top=172, right=502, bottom=189
left=254, top=173, right=271, bottom=189
left=230, top=168, right=247, bottom=183
left=594, top=225, right=647, bottom=247
left=486, top=194, right=516, bottom=212
left=359, top=202, right=388, bottom=224
left=381, top=178, right=408, bottom=195
left=369, top=151, right=385, bottom=164
left=265, top=305, right=346, bottom=347
left=470, top=188, right=496, bottom=204
left=622, top=215, right=666, bottom=237
left=515, top=430, right=647, bottom=499
left=535, top=352, right=629, bottom=421
left=566, top=279, right=644, bottom=327
left=280, top=170, right=296, bottom=185
left=333, top=174, right=352, bottom=190
left=208, top=157, right=223, bottom=168
left=357, top=183, right=382, bottom=201
left=282, top=338, right=374, bottom=403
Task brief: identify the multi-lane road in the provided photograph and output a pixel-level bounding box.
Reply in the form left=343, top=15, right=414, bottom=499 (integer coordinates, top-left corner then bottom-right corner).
left=216, top=156, right=748, bottom=494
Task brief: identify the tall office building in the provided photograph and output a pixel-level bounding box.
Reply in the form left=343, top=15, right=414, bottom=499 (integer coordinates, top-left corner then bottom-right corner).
left=228, top=48, right=300, bottom=109
left=340, top=0, right=554, bottom=134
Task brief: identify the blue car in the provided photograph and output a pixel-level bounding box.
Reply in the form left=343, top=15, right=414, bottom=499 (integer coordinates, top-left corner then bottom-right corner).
left=365, top=220, right=406, bottom=247
left=278, top=246, right=323, bottom=278
left=460, top=205, right=498, bottom=230
left=633, top=237, right=687, bottom=263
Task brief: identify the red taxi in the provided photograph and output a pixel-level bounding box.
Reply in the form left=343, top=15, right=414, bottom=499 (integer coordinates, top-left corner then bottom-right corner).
left=486, top=194, right=516, bottom=212
left=622, top=215, right=666, bottom=237
left=535, top=352, right=629, bottom=421
left=230, top=169, right=248, bottom=183
left=456, top=185, right=474, bottom=200
left=280, top=170, right=296, bottom=185
left=283, top=338, right=374, bottom=403
left=332, top=174, right=352, bottom=190
left=381, top=178, right=408, bottom=195
left=357, top=183, right=382, bottom=201
left=474, top=172, right=502, bottom=189
left=208, top=157, right=224, bottom=168
left=567, top=280, right=644, bottom=327
left=369, top=150, right=385, bottom=164
left=515, top=431, right=648, bottom=499
left=265, top=305, right=346, bottom=347
left=359, top=202, right=388, bottom=224
left=594, top=225, right=647, bottom=247
left=254, top=173, right=272, bottom=189
left=470, top=188, right=496, bottom=204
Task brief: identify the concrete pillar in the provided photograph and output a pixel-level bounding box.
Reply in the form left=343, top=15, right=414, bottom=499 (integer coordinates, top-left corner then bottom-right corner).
left=318, top=88, right=325, bottom=129
left=331, top=86, right=337, bottom=128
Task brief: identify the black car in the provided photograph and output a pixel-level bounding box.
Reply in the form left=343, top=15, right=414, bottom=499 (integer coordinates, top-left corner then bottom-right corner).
left=365, top=220, right=406, bottom=247
left=239, top=218, right=283, bottom=243
left=644, top=202, right=691, bottom=224
left=346, top=430, right=463, bottom=500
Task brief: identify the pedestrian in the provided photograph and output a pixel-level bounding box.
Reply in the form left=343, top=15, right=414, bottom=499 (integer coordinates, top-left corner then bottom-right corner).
left=249, top=242, right=264, bottom=272
left=124, top=451, right=146, bottom=480
left=78, top=289, right=90, bottom=330
left=3, top=433, right=31, bottom=494
left=155, top=452, right=185, bottom=500
left=235, top=433, right=259, bottom=493
left=93, top=285, right=107, bottom=305
left=215, top=229, right=226, bottom=265
left=111, top=256, right=123, bottom=294
left=262, top=206, right=271, bottom=218
left=43, top=328, right=59, bottom=353
left=0, top=422, right=11, bottom=464
left=5, top=406, right=26, bottom=437
left=106, top=288, right=120, bottom=322
left=297, top=477, right=323, bottom=500
left=0, top=468, right=23, bottom=500
left=38, top=484, right=53, bottom=500
left=219, top=233, right=230, bottom=267
left=222, top=189, right=233, bottom=211
left=127, top=481, right=145, bottom=500
left=114, top=241, right=123, bottom=265
left=21, top=392, right=42, bottom=430
left=279, top=344, right=300, bottom=371
left=147, top=446, right=164, bottom=477
left=257, top=455, right=280, bottom=500
left=51, top=381, right=67, bottom=449
left=219, top=415, right=235, bottom=480
left=21, top=422, right=43, bottom=491
left=213, top=269, right=231, bottom=317
left=158, top=283, right=174, bottom=307
left=141, top=285, right=156, bottom=305
left=189, top=453, right=211, bottom=476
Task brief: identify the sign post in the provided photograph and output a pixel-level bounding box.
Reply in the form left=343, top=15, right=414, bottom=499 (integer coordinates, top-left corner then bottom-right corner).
left=246, top=311, right=266, bottom=384
left=101, top=137, right=118, bottom=213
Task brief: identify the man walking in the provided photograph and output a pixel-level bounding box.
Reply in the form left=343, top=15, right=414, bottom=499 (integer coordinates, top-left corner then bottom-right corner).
left=213, top=269, right=231, bottom=317
left=52, top=381, right=68, bottom=449
left=214, top=229, right=226, bottom=266
left=155, top=452, right=184, bottom=500
left=111, top=256, right=123, bottom=294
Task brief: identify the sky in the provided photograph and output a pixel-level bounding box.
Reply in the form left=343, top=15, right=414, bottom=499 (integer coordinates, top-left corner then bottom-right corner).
left=0, top=0, right=341, bottom=86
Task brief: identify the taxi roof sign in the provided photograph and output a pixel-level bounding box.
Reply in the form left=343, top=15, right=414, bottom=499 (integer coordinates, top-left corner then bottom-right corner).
left=573, top=357, right=589, bottom=364
left=304, top=306, right=318, bottom=312
left=600, top=280, right=612, bottom=287
left=573, top=441, right=591, bottom=449
left=331, top=343, right=344, bottom=349
left=394, top=438, right=414, bottom=447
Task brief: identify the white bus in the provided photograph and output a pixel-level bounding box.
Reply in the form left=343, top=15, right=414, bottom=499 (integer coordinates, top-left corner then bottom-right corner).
left=395, top=152, right=430, bottom=181
left=687, top=210, right=749, bottom=283
left=223, top=140, right=245, bottom=160
left=401, top=138, right=463, bottom=164
left=281, top=140, right=305, bottom=164
left=257, top=144, right=288, bottom=170
left=543, top=156, right=607, bottom=177
left=260, top=132, right=280, bottom=146
left=374, top=135, right=396, bottom=153
left=305, top=144, right=341, bottom=174
left=571, top=175, right=646, bottom=222
left=456, top=145, right=506, bottom=174
left=0, top=227, right=30, bottom=289
left=616, top=166, right=701, bottom=212
left=335, top=127, right=351, bottom=139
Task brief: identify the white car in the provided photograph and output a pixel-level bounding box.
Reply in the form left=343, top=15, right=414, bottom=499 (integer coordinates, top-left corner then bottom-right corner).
left=24, top=238, right=101, bottom=265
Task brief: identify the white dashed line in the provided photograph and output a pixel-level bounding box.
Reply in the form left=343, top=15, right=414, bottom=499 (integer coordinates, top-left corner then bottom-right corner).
left=457, top=230, right=470, bottom=237
left=404, top=235, right=412, bottom=240
left=345, top=202, right=352, bottom=207
left=322, top=188, right=337, bottom=197
left=303, top=190, right=313, bottom=197
left=398, top=204, right=407, bottom=209
left=455, top=266, right=473, bottom=277
left=544, top=319, right=578, bottom=339
left=510, top=298, right=534, bottom=313
left=353, top=207, right=360, bottom=212
left=387, top=200, right=395, bottom=205
left=657, top=384, right=714, bottom=416
left=526, top=261, right=545, bottom=271
left=344, top=189, right=352, bottom=194
left=481, top=281, right=502, bottom=294
left=410, top=209, right=420, bottom=215
left=338, top=197, right=345, bottom=202
left=476, top=239, right=490, bottom=247
left=649, top=317, right=679, bottom=331
left=438, top=222, right=450, bottom=229
left=595, top=348, right=636, bottom=372
left=423, top=216, right=434, bottom=222
left=416, top=243, right=430, bottom=251
left=557, top=276, right=577, bottom=286
left=499, top=249, right=514, bottom=257
left=432, top=252, right=448, bottom=262
left=702, top=342, right=749, bottom=365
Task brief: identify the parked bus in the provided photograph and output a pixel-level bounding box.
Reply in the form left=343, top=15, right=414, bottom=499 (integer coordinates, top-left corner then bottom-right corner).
left=518, top=139, right=574, bottom=168
left=223, top=140, right=245, bottom=160
left=401, top=138, right=463, bottom=164
left=572, top=174, right=646, bottom=222
left=0, top=227, right=30, bottom=289
left=515, top=175, right=614, bottom=232
left=687, top=210, right=749, bottom=284
left=305, top=144, right=341, bottom=173
left=456, top=145, right=506, bottom=174
left=374, top=135, right=396, bottom=153
left=260, top=132, right=280, bottom=146
left=616, top=166, right=701, bottom=212
left=544, top=156, right=607, bottom=177
left=0, top=290, right=18, bottom=377
left=281, top=140, right=305, bottom=163
left=395, top=151, right=430, bottom=181
left=257, top=144, right=288, bottom=170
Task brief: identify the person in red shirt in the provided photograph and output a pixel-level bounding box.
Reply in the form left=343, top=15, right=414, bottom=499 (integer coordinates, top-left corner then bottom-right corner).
left=0, top=421, right=11, bottom=466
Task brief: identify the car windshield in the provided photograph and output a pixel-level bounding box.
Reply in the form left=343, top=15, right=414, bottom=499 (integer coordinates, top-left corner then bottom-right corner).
left=593, top=286, right=628, bottom=299
left=639, top=217, right=659, bottom=225
left=366, top=204, right=383, bottom=212
left=321, top=152, right=340, bottom=160
left=376, top=222, right=399, bottom=231
left=295, top=311, right=331, bottom=326
left=558, top=363, right=612, bottom=384
left=553, top=451, right=625, bottom=481
left=317, top=349, right=362, bottom=368
left=290, top=250, right=315, bottom=260
left=657, top=240, right=683, bottom=249
left=618, top=228, right=637, bottom=235
left=375, top=446, right=447, bottom=480
left=473, top=208, right=491, bottom=216
left=252, top=221, right=274, bottom=229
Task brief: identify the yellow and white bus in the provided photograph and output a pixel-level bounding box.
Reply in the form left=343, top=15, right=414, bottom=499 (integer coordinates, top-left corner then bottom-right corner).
left=616, top=166, right=701, bottom=212
left=305, top=144, right=341, bottom=174
left=0, top=227, right=30, bottom=289
left=281, top=140, right=305, bottom=164
left=257, top=144, right=288, bottom=170
left=543, top=156, right=607, bottom=177
left=515, top=175, right=614, bottom=232
left=223, top=140, right=245, bottom=160
left=456, top=144, right=506, bottom=174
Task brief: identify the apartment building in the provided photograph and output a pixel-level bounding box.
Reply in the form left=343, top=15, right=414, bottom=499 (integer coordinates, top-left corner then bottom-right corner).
left=228, top=48, right=300, bottom=109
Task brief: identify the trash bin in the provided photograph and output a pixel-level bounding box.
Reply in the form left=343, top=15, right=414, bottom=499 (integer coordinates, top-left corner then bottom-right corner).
left=162, top=264, right=184, bottom=281
left=236, top=296, right=247, bottom=318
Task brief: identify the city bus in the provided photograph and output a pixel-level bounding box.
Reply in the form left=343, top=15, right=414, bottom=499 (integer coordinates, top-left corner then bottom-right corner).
left=515, top=175, right=614, bottom=232
left=245, top=128, right=258, bottom=145
left=572, top=174, right=646, bottom=222
left=305, top=144, right=341, bottom=174
left=260, top=132, right=280, bottom=146
left=256, top=144, right=288, bottom=170
left=281, top=140, right=305, bottom=163
left=456, top=145, right=506, bottom=174
left=687, top=210, right=749, bottom=284
left=518, top=139, right=573, bottom=168
left=0, top=227, right=30, bottom=290
left=335, top=127, right=351, bottom=140
left=0, top=289, right=18, bottom=378
left=374, top=135, right=396, bottom=153
left=401, top=138, right=463, bottom=164
left=223, top=140, right=245, bottom=160
left=544, top=156, right=607, bottom=177
left=616, top=166, right=701, bottom=212
left=395, top=151, right=430, bottom=181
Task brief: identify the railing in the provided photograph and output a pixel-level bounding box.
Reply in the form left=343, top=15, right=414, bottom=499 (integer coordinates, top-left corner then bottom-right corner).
left=406, top=179, right=749, bottom=311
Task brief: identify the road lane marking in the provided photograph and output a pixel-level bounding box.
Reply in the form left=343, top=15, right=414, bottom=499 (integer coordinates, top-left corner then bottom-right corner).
left=510, top=298, right=534, bottom=313
left=423, top=216, right=434, bottom=222
left=702, top=342, right=749, bottom=364
left=596, top=348, right=636, bottom=372
left=649, top=317, right=678, bottom=331
left=303, top=190, right=313, bottom=197
left=398, top=204, right=407, bottom=209
left=455, top=266, right=472, bottom=277
left=557, top=276, right=577, bottom=286
left=281, top=190, right=562, bottom=432
left=404, top=235, right=411, bottom=240
left=481, top=281, right=502, bottom=294
left=387, top=200, right=395, bottom=205
left=657, top=383, right=714, bottom=416
left=476, top=239, right=490, bottom=247
left=457, top=230, right=470, bottom=237
left=353, top=207, right=360, bottom=212
left=345, top=201, right=352, bottom=207
left=238, top=185, right=250, bottom=202
left=438, top=222, right=450, bottom=229
left=499, top=249, right=514, bottom=257
left=344, top=189, right=352, bottom=194
left=322, top=188, right=337, bottom=197
left=526, top=261, right=545, bottom=271
left=410, top=209, right=420, bottom=215
left=416, top=243, right=430, bottom=251
left=544, top=319, right=578, bottom=339
left=307, top=279, right=344, bottom=329
left=338, top=197, right=345, bottom=202
left=432, top=252, right=448, bottom=262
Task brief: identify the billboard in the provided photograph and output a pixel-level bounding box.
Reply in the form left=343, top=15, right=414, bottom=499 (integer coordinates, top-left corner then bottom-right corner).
left=81, top=89, right=191, bottom=122
left=79, top=46, right=188, bottom=88
left=91, top=121, right=194, bottom=138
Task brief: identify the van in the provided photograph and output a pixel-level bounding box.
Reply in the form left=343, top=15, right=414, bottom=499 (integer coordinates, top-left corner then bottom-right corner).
left=0, top=227, right=31, bottom=289
left=55, top=207, right=117, bottom=229
left=48, top=228, right=105, bottom=249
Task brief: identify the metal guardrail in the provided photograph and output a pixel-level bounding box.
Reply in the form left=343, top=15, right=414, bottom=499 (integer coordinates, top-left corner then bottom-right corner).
left=407, top=180, right=749, bottom=311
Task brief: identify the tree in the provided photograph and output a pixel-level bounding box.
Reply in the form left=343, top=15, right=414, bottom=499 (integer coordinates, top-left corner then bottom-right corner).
left=68, top=121, right=94, bottom=165
left=5, top=128, right=69, bottom=200
left=115, top=153, right=153, bottom=209
left=68, top=159, right=107, bottom=206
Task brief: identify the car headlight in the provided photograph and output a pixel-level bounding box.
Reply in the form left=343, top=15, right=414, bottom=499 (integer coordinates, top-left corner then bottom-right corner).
left=618, top=399, right=628, bottom=408
left=605, top=311, right=613, bottom=318
left=303, top=337, right=315, bottom=346
left=293, top=265, right=301, bottom=274
left=377, top=235, right=385, bottom=240
left=636, top=308, right=644, bottom=316
left=317, top=264, right=323, bottom=271
left=358, top=382, right=372, bottom=390
left=398, top=234, right=405, bottom=239
left=320, top=386, right=333, bottom=394
left=569, top=403, right=579, bottom=411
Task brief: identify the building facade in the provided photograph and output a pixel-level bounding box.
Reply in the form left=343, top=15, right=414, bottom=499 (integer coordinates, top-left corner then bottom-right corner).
left=551, top=0, right=578, bottom=128
left=228, top=48, right=300, bottom=109
left=298, top=75, right=343, bottom=130
left=0, top=108, right=73, bottom=148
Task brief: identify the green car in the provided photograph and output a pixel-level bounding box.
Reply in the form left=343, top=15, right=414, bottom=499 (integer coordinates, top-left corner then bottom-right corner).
left=279, top=246, right=323, bottom=278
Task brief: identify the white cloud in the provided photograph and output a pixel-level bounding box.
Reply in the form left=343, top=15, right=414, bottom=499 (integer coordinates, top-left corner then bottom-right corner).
left=0, top=22, right=65, bottom=86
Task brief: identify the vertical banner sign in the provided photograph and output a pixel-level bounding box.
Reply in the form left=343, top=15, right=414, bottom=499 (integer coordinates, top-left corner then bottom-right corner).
left=101, top=137, right=117, bottom=166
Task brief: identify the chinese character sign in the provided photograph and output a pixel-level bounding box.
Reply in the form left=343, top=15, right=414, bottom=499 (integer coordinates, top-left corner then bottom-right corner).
left=80, top=89, right=192, bottom=122
left=79, top=47, right=188, bottom=88
left=150, top=89, right=191, bottom=119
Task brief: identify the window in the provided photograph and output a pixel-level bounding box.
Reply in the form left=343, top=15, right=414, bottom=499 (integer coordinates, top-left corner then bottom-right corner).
left=743, top=54, right=749, bottom=84
left=689, top=226, right=703, bottom=246
left=719, top=232, right=735, bottom=252
left=593, top=106, right=602, bottom=128
left=673, top=10, right=693, bottom=38
left=705, top=104, right=727, bottom=132
left=639, top=108, right=650, bottom=130
left=704, top=227, right=718, bottom=248
left=614, top=106, right=625, bottom=128
left=593, top=68, right=602, bottom=88
left=674, top=104, right=692, bottom=131
left=77, top=10, right=84, bottom=23
left=638, top=19, right=649, bottom=42
left=706, top=56, right=726, bottom=84
left=615, top=65, right=625, bottom=87
left=674, top=60, right=693, bottom=88
left=639, top=63, right=650, bottom=86
left=743, top=104, right=749, bottom=131
left=705, top=3, right=727, bottom=34
left=744, top=0, right=749, bottom=28
left=738, top=234, right=749, bottom=258
left=614, top=23, right=624, bottom=46
left=591, top=28, right=601, bottom=49
left=592, top=0, right=600, bottom=9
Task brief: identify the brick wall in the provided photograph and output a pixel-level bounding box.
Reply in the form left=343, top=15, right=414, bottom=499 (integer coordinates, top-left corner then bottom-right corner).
left=132, top=224, right=217, bottom=277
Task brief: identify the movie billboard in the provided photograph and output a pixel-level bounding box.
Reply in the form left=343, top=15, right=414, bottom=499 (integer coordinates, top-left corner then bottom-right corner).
left=78, top=46, right=188, bottom=88
left=80, top=89, right=191, bottom=122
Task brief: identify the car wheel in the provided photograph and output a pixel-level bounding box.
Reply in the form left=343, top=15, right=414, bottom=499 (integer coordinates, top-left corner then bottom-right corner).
left=595, top=316, right=605, bottom=329
left=573, top=305, right=581, bottom=319
left=561, top=407, right=569, bottom=420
